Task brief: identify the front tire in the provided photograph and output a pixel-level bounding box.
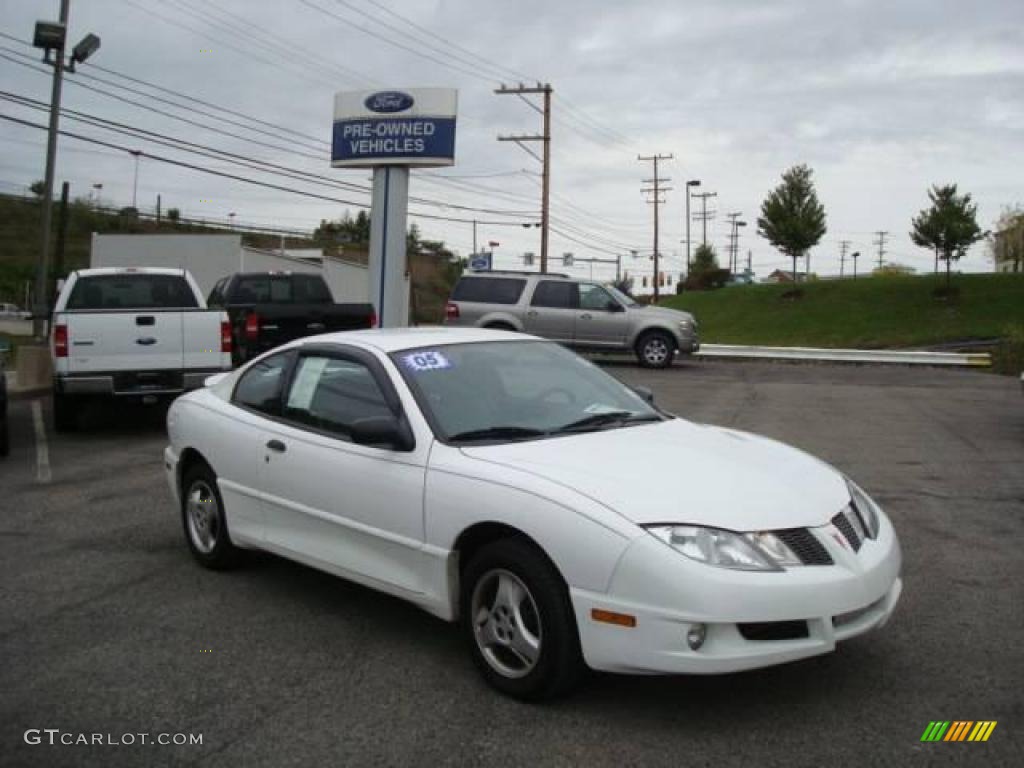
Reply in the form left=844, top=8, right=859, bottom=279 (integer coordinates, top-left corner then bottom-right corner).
left=461, top=538, right=584, bottom=700
left=636, top=330, right=675, bottom=369
left=181, top=462, right=241, bottom=570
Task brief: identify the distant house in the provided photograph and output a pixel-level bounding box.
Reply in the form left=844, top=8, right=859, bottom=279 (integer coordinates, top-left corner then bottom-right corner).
left=763, top=269, right=807, bottom=284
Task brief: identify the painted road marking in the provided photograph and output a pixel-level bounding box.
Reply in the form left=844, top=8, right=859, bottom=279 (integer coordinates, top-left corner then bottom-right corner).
left=31, top=400, right=51, bottom=483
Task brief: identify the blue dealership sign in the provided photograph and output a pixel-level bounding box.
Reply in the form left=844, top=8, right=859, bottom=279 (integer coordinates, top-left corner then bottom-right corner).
left=332, top=88, right=458, bottom=168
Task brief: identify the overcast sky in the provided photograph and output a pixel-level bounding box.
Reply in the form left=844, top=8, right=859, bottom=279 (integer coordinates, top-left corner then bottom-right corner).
left=1, top=0, right=1021, bottom=284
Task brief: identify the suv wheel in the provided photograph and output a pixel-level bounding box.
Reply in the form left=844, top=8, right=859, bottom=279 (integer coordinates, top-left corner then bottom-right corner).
left=636, top=331, right=675, bottom=369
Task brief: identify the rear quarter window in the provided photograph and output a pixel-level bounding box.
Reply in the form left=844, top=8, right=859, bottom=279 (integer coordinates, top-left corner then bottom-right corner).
left=451, top=277, right=526, bottom=305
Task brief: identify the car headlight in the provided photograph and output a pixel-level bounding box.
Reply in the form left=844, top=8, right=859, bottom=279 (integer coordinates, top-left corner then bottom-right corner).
left=846, top=478, right=880, bottom=539
left=644, top=525, right=789, bottom=572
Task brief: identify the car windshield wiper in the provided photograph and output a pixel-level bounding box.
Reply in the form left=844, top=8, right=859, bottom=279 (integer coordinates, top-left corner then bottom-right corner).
left=449, top=426, right=550, bottom=443
left=552, top=411, right=661, bottom=434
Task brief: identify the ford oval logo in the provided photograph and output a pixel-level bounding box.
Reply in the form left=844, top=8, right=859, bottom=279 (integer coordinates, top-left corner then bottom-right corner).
left=364, top=91, right=414, bottom=113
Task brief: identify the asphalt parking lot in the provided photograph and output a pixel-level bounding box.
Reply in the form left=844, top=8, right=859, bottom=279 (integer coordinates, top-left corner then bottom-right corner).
left=1, top=360, right=1021, bottom=767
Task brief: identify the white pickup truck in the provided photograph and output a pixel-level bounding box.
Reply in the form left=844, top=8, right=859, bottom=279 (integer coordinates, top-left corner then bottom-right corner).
left=51, top=267, right=231, bottom=431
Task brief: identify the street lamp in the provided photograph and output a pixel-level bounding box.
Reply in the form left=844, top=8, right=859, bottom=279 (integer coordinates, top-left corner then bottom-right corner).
left=129, top=150, right=141, bottom=209
left=735, top=221, right=747, bottom=275
left=31, top=1, right=101, bottom=338
left=685, top=180, right=700, bottom=276
left=228, top=212, right=237, bottom=229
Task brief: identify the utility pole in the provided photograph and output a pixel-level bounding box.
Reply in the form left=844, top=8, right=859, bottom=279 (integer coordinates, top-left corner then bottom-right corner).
left=639, top=153, right=673, bottom=301
left=839, top=240, right=851, bottom=278
left=874, top=230, right=889, bottom=270
left=725, top=212, right=743, bottom=274
left=472, top=219, right=477, bottom=255
left=685, top=179, right=701, bottom=275
left=156, top=193, right=161, bottom=224
left=129, top=149, right=141, bottom=209
left=692, top=191, right=717, bottom=247
left=496, top=83, right=551, bottom=272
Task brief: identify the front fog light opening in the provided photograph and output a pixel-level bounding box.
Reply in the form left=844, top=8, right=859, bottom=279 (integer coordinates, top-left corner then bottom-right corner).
left=686, top=623, right=706, bottom=650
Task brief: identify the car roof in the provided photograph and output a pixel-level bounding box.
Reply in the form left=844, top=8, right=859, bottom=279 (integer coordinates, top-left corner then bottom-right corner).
left=74, top=267, right=188, bottom=277
left=304, top=326, right=540, bottom=353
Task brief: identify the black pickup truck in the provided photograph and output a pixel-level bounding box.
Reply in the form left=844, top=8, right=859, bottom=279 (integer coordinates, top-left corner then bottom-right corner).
left=208, top=272, right=374, bottom=365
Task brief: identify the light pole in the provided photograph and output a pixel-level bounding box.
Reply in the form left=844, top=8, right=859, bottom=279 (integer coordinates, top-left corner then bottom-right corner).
left=734, top=221, right=747, bottom=275
left=685, top=179, right=700, bottom=275
left=852, top=251, right=860, bottom=280
left=228, top=212, right=236, bottom=229
left=31, top=2, right=100, bottom=338
left=90, top=182, right=102, bottom=207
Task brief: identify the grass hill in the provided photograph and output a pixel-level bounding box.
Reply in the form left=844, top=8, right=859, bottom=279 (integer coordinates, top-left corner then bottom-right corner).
left=659, top=274, right=1024, bottom=350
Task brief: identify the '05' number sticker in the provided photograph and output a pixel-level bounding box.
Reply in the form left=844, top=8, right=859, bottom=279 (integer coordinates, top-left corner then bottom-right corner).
left=402, top=350, right=452, bottom=372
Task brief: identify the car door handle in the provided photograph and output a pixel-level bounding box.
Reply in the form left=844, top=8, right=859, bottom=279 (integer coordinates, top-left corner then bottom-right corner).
left=266, top=439, right=287, bottom=453
left=526, top=310, right=538, bottom=317
left=136, top=337, right=157, bottom=346
left=580, top=313, right=592, bottom=320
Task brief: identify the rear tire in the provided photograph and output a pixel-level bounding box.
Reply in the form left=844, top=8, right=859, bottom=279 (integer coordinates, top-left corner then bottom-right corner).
left=461, top=538, right=584, bottom=701
left=635, top=330, right=675, bottom=369
left=181, top=462, right=241, bottom=570
left=53, top=389, right=78, bottom=433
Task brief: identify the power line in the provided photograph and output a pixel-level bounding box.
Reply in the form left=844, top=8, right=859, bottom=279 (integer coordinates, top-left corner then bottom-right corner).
left=0, top=112, right=531, bottom=227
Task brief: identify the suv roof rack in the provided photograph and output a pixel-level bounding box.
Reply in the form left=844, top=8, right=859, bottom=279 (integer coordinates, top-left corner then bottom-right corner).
left=465, top=269, right=571, bottom=279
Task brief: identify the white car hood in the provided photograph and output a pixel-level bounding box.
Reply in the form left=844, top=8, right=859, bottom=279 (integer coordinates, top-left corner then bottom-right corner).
left=460, top=419, right=849, bottom=531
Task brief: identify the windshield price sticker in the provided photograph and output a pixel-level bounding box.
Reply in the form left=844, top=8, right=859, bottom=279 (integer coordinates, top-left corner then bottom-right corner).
left=402, top=351, right=451, bottom=372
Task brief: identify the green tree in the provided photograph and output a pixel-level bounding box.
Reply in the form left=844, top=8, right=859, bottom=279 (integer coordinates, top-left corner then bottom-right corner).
left=167, top=207, right=181, bottom=223
left=691, top=243, right=719, bottom=275
left=30, top=180, right=45, bottom=199
left=757, top=164, right=827, bottom=284
left=910, top=184, right=985, bottom=289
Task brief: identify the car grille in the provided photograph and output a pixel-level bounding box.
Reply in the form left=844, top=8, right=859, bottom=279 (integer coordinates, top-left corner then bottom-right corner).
left=774, top=528, right=834, bottom=565
left=831, top=508, right=863, bottom=552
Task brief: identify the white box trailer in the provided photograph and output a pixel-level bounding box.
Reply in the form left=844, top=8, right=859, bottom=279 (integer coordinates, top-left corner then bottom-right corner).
left=90, top=234, right=409, bottom=322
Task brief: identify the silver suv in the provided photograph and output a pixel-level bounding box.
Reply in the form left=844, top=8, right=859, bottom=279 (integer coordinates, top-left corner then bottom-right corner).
left=444, top=271, right=698, bottom=368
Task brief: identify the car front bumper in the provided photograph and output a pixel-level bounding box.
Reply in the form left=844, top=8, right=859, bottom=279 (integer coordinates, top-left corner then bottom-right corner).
left=571, top=516, right=902, bottom=675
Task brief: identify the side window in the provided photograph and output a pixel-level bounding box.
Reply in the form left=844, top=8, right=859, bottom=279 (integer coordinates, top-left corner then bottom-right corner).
left=530, top=281, right=576, bottom=309
left=233, top=353, right=291, bottom=415
left=578, top=284, right=616, bottom=311
left=283, top=356, right=393, bottom=439
left=451, top=277, right=526, bottom=304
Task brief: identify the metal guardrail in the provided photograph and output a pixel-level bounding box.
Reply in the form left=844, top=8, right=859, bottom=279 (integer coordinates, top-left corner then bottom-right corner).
left=697, top=344, right=992, bottom=367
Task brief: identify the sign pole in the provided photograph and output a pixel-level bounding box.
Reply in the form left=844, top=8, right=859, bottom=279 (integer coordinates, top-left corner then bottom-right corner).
left=368, top=166, right=409, bottom=329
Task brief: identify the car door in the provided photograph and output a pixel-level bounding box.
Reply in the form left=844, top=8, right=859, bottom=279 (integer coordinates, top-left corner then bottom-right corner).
left=222, top=350, right=296, bottom=544
left=257, top=344, right=429, bottom=594
left=575, top=283, right=628, bottom=346
left=523, top=280, right=577, bottom=343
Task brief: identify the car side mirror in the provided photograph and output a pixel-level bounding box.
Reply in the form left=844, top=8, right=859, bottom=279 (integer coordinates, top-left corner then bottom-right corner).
left=606, top=301, right=624, bottom=312
left=348, top=415, right=414, bottom=451
left=632, top=385, right=655, bottom=405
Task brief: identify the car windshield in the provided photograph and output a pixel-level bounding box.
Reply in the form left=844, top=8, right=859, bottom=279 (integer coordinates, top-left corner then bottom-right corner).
left=605, top=284, right=640, bottom=308
left=392, top=340, right=663, bottom=443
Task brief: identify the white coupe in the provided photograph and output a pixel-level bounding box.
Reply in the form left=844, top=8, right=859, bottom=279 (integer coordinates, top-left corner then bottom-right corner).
left=165, top=328, right=902, bottom=699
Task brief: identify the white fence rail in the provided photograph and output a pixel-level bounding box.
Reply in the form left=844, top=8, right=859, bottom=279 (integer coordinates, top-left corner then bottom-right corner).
left=697, top=344, right=991, bottom=367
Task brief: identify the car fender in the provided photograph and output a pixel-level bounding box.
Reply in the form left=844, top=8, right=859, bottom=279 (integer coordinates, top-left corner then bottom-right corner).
left=627, top=320, right=685, bottom=349
left=476, top=311, right=524, bottom=331
left=424, top=443, right=639, bottom=611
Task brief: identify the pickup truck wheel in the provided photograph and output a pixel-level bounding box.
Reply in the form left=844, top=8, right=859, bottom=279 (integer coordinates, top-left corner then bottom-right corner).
left=53, top=390, right=78, bottom=433
left=461, top=538, right=584, bottom=701
left=636, top=331, right=675, bottom=369
left=182, top=464, right=241, bottom=570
